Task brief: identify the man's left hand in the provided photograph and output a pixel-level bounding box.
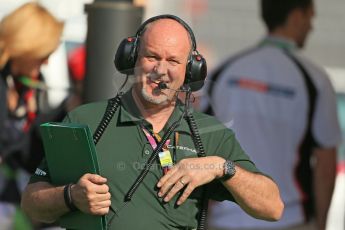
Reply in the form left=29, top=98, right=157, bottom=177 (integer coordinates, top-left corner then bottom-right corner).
left=157, top=156, right=225, bottom=205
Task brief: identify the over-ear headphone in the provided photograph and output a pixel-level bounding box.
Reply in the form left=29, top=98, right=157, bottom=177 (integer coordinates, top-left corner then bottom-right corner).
left=114, top=14, right=207, bottom=92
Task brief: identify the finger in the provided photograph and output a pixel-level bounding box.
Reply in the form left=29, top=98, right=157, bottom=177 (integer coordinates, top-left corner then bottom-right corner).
left=157, top=166, right=179, bottom=188
left=94, top=184, right=109, bottom=194
left=89, top=199, right=111, bottom=215
left=177, top=183, right=195, bottom=205
left=92, top=206, right=110, bottom=216
left=158, top=172, right=184, bottom=197
left=163, top=178, right=187, bottom=202
left=86, top=174, right=107, bottom=184
left=92, top=192, right=111, bottom=202
left=94, top=199, right=112, bottom=209
left=157, top=181, right=174, bottom=198
left=97, top=207, right=110, bottom=215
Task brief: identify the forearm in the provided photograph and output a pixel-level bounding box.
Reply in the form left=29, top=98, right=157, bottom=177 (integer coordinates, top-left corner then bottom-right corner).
left=313, top=148, right=337, bottom=230
left=157, top=156, right=283, bottom=220
left=21, top=182, right=69, bottom=223
left=222, top=165, right=284, bottom=221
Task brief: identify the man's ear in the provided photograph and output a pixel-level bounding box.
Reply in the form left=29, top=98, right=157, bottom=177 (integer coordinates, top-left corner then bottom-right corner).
left=285, top=8, right=304, bottom=34
left=288, top=8, right=302, bottom=24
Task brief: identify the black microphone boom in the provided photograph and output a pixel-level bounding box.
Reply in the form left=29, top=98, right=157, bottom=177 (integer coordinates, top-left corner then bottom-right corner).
left=154, top=81, right=190, bottom=92
left=158, top=82, right=168, bottom=90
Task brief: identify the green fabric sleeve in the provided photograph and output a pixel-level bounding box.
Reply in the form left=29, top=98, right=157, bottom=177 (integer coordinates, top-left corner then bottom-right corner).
left=204, top=127, right=261, bottom=202
left=29, top=158, right=51, bottom=183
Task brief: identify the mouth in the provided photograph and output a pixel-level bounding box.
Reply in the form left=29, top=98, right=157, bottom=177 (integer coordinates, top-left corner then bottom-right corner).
left=148, top=77, right=169, bottom=89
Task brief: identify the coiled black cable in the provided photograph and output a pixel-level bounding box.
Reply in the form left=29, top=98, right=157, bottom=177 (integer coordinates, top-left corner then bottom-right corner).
left=93, top=75, right=128, bottom=144
left=184, top=109, right=208, bottom=230
left=93, top=92, right=123, bottom=145
left=184, top=112, right=206, bottom=158
left=182, top=90, right=208, bottom=230
left=125, top=116, right=183, bottom=201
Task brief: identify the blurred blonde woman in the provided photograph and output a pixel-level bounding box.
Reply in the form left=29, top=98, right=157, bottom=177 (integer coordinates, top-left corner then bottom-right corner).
left=0, top=2, right=63, bottom=229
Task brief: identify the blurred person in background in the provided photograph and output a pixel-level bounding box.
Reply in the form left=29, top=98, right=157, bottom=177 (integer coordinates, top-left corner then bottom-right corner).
left=202, top=0, right=341, bottom=229
left=66, top=45, right=86, bottom=111
left=0, top=2, right=63, bottom=229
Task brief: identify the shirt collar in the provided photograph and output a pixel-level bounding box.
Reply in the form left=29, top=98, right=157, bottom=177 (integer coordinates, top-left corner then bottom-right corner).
left=164, top=101, right=190, bottom=134
left=259, top=35, right=297, bottom=51
left=119, top=89, right=143, bottom=124
left=119, top=89, right=191, bottom=134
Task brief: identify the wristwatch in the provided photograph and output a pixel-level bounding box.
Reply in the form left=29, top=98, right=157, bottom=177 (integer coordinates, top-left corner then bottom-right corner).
left=219, top=160, right=236, bottom=181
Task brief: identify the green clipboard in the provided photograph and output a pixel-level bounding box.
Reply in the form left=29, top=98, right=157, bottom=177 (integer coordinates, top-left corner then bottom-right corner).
left=40, top=122, right=107, bottom=230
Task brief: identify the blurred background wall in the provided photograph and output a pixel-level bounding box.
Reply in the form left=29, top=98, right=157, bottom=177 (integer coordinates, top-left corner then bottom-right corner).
left=1, top=0, right=343, bottom=95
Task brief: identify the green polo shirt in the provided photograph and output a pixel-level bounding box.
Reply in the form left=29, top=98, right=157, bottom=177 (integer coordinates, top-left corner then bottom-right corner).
left=30, top=90, right=260, bottom=229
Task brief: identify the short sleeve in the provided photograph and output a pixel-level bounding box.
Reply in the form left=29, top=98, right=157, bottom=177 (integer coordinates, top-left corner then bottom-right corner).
left=312, top=69, right=342, bottom=147
left=29, top=158, right=51, bottom=183
left=202, top=124, right=261, bottom=201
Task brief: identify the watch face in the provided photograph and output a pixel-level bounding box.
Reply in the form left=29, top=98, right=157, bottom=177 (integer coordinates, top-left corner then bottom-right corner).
left=221, top=160, right=236, bottom=181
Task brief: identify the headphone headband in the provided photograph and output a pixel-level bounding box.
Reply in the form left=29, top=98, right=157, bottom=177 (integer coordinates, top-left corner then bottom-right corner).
left=135, top=14, right=197, bottom=51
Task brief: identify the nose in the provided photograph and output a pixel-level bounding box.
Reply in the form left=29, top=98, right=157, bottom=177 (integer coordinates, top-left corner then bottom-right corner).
left=154, top=61, right=167, bottom=76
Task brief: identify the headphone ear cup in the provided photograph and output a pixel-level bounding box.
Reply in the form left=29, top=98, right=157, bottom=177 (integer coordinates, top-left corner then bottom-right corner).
left=114, top=37, right=138, bottom=75
left=184, top=54, right=207, bottom=91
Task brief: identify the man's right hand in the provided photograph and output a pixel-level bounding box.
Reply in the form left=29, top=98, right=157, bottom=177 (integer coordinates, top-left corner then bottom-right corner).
left=71, top=173, right=111, bottom=215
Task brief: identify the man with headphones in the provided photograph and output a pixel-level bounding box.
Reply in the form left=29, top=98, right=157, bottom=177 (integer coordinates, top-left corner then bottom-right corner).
left=21, top=15, right=283, bottom=229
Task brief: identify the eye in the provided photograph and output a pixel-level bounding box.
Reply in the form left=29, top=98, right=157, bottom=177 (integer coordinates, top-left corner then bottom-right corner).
left=168, top=59, right=180, bottom=66
left=146, top=55, right=157, bottom=62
